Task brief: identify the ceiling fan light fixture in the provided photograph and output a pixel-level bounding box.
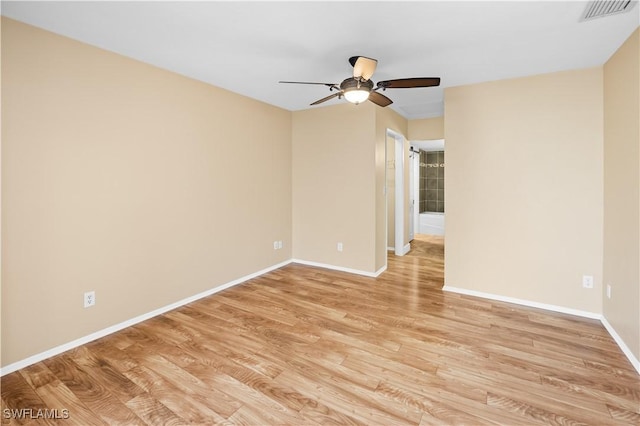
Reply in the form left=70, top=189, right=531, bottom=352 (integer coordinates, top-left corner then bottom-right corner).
left=340, top=78, right=373, bottom=105
left=344, top=88, right=370, bottom=104
left=280, top=58, right=440, bottom=108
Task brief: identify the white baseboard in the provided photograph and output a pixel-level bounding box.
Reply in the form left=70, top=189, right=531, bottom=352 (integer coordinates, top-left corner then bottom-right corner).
left=291, top=259, right=384, bottom=278
left=388, top=245, right=410, bottom=255
left=442, top=285, right=601, bottom=319
left=374, top=265, right=387, bottom=277
left=601, top=316, right=640, bottom=375
left=0, top=259, right=293, bottom=377
left=7, top=264, right=635, bottom=378
left=443, top=285, right=640, bottom=376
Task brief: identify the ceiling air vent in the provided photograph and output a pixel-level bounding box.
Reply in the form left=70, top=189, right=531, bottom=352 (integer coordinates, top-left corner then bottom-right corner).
left=580, top=0, right=637, bottom=21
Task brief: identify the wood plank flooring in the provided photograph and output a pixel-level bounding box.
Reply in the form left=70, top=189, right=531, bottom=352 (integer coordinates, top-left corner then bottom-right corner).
left=2, top=235, right=639, bottom=425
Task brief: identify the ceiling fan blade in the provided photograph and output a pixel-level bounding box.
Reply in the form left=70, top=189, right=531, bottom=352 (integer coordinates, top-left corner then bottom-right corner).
left=279, top=81, right=337, bottom=87
left=310, top=92, right=341, bottom=106
left=351, top=56, right=378, bottom=81
left=368, top=91, right=393, bottom=107
left=377, top=77, right=441, bottom=89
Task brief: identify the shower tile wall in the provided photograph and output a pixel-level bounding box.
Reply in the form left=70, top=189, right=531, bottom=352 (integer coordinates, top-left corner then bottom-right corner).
left=419, top=151, right=444, bottom=213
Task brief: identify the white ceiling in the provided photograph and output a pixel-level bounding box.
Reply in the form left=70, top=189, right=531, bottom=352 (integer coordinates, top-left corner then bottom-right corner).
left=2, top=1, right=639, bottom=119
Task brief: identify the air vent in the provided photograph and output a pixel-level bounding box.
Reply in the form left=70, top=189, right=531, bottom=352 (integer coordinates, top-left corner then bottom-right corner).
left=580, top=0, right=637, bottom=21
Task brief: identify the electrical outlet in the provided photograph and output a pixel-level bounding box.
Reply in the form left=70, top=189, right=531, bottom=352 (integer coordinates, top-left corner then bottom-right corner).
left=337, top=242, right=343, bottom=252
left=277, top=241, right=283, bottom=249
left=273, top=241, right=279, bottom=250
left=582, top=275, right=594, bottom=289
left=607, top=284, right=611, bottom=299
left=84, top=291, right=96, bottom=308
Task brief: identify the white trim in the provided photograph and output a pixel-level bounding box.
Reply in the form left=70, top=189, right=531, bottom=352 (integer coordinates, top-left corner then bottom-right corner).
left=387, top=245, right=410, bottom=255
left=292, top=259, right=384, bottom=278
left=392, top=130, right=406, bottom=257
left=601, top=316, right=640, bottom=375
left=0, top=259, right=292, bottom=377
left=412, top=151, right=420, bottom=242
left=442, top=286, right=601, bottom=319
left=7, top=263, right=634, bottom=378
left=412, top=138, right=445, bottom=152
left=374, top=265, right=387, bottom=277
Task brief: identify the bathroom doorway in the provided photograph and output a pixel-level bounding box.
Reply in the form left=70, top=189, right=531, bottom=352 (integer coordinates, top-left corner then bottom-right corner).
left=411, top=139, right=445, bottom=238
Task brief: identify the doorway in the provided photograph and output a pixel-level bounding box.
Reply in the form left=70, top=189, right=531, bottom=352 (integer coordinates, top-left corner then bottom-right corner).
left=411, top=139, right=445, bottom=238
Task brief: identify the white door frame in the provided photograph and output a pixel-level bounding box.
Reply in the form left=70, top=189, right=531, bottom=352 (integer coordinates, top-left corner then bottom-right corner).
left=412, top=148, right=420, bottom=238
left=391, top=130, right=406, bottom=256
left=409, top=148, right=414, bottom=242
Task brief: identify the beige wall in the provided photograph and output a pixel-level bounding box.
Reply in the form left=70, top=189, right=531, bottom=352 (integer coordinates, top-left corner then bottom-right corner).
left=408, top=116, right=444, bottom=141
left=5, top=15, right=637, bottom=372
left=445, top=68, right=604, bottom=314
left=376, top=108, right=408, bottom=264
left=603, top=28, right=640, bottom=362
left=292, top=103, right=378, bottom=273
left=1, top=18, right=292, bottom=366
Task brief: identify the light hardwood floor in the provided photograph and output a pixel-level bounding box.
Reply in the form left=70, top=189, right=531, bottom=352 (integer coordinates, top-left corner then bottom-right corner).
left=2, top=236, right=639, bottom=425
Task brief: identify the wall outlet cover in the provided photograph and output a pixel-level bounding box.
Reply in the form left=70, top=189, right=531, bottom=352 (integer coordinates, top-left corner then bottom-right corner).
left=84, top=291, right=96, bottom=308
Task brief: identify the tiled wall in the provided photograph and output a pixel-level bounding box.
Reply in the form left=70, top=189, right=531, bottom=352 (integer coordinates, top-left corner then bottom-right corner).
left=419, top=151, right=445, bottom=213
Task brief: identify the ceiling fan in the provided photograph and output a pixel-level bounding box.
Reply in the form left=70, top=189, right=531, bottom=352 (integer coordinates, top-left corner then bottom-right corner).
left=279, top=56, right=440, bottom=107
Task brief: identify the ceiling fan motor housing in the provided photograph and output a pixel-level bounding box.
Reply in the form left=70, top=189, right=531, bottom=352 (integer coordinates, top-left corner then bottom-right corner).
left=340, top=77, right=374, bottom=93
